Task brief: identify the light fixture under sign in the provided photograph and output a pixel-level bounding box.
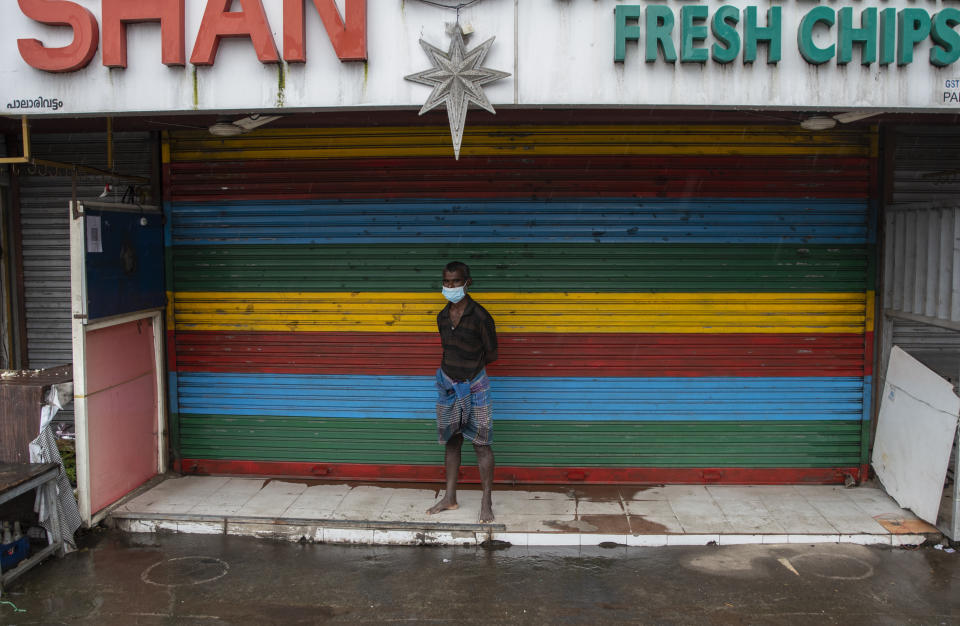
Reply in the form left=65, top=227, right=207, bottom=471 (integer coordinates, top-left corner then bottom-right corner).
left=800, top=116, right=838, bottom=131
left=800, top=111, right=885, bottom=131
left=208, top=114, right=283, bottom=137
left=208, top=121, right=245, bottom=137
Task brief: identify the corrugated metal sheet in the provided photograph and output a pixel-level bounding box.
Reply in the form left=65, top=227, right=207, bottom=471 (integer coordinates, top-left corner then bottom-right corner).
left=888, top=320, right=960, bottom=383
left=168, top=125, right=874, bottom=161
left=167, top=126, right=873, bottom=203
left=175, top=332, right=868, bottom=378
left=169, top=199, right=870, bottom=245
left=880, top=125, right=960, bottom=409
left=178, top=373, right=866, bottom=421
left=172, top=291, right=869, bottom=334
left=18, top=133, right=153, bottom=369
left=179, top=416, right=864, bottom=468
left=0, top=140, right=8, bottom=187
left=168, top=155, right=872, bottom=201
left=893, top=320, right=960, bottom=351
left=0, top=141, right=10, bottom=369
left=165, top=124, right=876, bottom=481
left=172, top=243, right=870, bottom=293
left=882, top=206, right=960, bottom=323
left=890, top=127, right=960, bottom=205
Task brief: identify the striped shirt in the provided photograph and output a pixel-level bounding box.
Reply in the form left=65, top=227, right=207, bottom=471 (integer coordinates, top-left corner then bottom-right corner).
left=437, top=296, right=498, bottom=381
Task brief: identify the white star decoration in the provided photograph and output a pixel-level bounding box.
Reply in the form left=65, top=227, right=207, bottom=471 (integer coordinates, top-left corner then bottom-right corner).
left=405, top=29, right=511, bottom=159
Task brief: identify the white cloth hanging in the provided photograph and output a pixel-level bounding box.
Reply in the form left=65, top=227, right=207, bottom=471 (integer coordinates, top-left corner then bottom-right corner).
left=29, top=383, right=81, bottom=553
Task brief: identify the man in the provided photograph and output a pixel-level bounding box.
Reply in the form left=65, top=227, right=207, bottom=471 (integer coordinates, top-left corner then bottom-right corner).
left=427, top=261, right=498, bottom=523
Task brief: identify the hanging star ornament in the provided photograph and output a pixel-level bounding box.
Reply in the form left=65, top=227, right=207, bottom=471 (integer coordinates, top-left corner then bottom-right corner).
left=405, top=28, right=510, bottom=159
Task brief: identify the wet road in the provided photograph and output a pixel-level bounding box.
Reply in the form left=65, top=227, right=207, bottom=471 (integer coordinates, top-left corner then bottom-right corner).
left=0, top=529, right=957, bottom=624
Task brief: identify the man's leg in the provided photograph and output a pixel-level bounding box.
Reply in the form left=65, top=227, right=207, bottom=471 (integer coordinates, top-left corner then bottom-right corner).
left=474, top=443, right=495, bottom=522
left=427, top=434, right=463, bottom=514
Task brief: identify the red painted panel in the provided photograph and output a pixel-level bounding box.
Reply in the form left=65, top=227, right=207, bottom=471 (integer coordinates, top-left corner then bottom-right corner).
left=87, top=318, right=157, bottom=392
left=180, top=458, right=861, bottom=485
left=174, top=331, right=868, bottom=377
left=85, top=320, right=158, bottom=514
left=168, top=156, right=872, bottom=202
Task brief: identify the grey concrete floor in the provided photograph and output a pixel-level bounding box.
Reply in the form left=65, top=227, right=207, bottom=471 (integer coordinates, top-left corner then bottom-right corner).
left=0, top=528, right=957, bottom=625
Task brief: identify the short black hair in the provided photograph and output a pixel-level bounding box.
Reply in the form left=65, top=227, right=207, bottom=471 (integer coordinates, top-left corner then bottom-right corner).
left=444, top=261, right=471, bottom=280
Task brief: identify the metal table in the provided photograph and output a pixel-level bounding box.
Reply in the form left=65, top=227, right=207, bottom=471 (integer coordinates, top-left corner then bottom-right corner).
left=0, top=463, right=63, bottom=592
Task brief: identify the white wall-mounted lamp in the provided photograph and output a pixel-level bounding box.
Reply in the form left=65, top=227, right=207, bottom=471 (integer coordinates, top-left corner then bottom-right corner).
left=801, top=111, right=884, bottom=131
left=208, top=114, right=282, bottom=137
left=800, top=116, right=838, bottom=131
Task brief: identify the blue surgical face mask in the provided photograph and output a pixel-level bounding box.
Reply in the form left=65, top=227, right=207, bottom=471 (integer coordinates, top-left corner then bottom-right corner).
left=442, top=285, right=466, bottom=303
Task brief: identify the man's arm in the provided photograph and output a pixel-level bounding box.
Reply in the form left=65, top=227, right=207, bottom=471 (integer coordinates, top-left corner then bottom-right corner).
left=482, top=313, right=498, bottom=364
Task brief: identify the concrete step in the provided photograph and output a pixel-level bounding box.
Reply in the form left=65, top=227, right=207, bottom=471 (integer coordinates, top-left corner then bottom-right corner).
left=105, top=475, right=940, bottom=548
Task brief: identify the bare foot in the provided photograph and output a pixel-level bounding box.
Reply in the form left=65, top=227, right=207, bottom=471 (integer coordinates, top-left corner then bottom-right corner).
left=479, top=502, right=495, bottom=523
left=426, top=498, right=459, bottom=514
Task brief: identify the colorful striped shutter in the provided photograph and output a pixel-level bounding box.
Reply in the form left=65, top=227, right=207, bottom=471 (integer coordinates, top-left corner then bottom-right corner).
left=163, top=124, right=877, bottom=484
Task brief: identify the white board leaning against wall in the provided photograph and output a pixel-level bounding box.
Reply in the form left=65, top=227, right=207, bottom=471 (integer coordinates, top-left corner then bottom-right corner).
left=873, top=346, right=960, bottom=524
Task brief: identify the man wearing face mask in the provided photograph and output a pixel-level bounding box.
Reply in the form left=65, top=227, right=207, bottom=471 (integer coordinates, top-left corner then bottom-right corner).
left=427, top=261, right=498, bottom=523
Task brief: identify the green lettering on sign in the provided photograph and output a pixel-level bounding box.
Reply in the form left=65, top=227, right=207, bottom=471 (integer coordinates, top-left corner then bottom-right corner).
left=879, top=8, right=897, bottom=65
left=838, top=7, right=877, bottom=65
left=744, top=6, right=781, bottom=64
left=898, top=9, right=931, bottom=65
left=646, top=6, right=677, bottom=63
left=610, top=3, right=957, bottom=68
left=798, top=6, right=835, bottom=65
left=711, top=6, right=741, bottom=64
left=681, top=5, right=709, bottom=63
left=931, top=8, right=960, bottom=67
left=614, top=5, right=643, bottom=63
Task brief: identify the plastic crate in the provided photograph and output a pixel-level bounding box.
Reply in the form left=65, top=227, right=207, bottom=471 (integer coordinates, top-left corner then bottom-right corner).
left=0, top=536, right=30, bottom=571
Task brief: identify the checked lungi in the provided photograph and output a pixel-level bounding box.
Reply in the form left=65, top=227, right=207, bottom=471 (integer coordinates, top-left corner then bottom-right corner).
left=435, top=367, right=493, bottom=446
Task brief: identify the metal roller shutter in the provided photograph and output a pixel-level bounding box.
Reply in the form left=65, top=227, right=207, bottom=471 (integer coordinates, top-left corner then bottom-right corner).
left=889, top=127, right=960, bottom=205
left=165, top=124, right=877, bottom=484
left=0, top=140, right=7, bottom=184
left=0, top=141, right=10, bottom=370
left=890, top=320, right=960, bottom=381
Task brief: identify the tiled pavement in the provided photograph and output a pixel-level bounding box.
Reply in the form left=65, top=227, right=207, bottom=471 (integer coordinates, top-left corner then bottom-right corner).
left=108, top=475, right=939, bottom=547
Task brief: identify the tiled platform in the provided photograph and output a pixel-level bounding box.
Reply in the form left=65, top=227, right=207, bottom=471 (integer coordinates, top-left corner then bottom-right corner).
left=107, top=475, right=939, bottom=547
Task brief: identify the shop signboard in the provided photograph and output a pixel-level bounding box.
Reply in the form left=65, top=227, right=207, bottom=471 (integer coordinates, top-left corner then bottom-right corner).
left=0, top=0, right=958, bottom=114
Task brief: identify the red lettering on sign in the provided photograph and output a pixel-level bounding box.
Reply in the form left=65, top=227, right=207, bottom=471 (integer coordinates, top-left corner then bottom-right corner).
left=102, top=0, right=185, bottom=68
left=190, top=0, right=280, bottom=66
left=16, top=0, right=368, bottom=72
left=283, top=0, right=367, bottom=62
left=17, top=0, right=99, bottom=72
